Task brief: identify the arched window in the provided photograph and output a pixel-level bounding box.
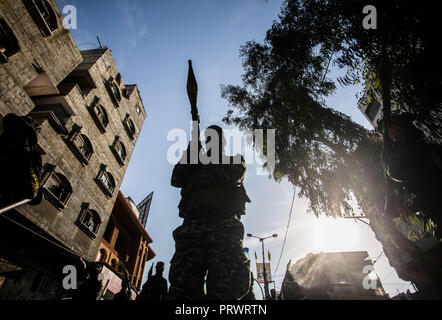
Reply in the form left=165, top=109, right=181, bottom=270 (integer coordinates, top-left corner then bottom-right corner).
left=110, top=82, right=121, bottom=102
left=115, top=228, right=129, bottom=259
left=79, top=208, right=101, bottom=235
left=0, top=19, right=20, bottom=63
left=96, top=104, right=109, bottom=128
left=110, top=136, right=127, bottom=166
left=123, top=114, right=136, bottom=140
left=97, top=249, right=107, bottom=263
left=65, top=125, right=94, bottom=165
left=111, top=259, right=117, bottom=269
left=116, top=142, right=126, bottom=161
left=24, top=0, right=58, bottom=37
left=43, top=171, right=72, bottom=209
left=100, top=171, right=115, bottom=193
left=88, top=98, right=109, bottom=133
left=35, top=0, right=58, bottom=31
left=96, top=166, right=116, bottom=197
left=75, top=134, right=93, bottom=159
left=72, top=133, right=93, bottom=162
left=106, top=78, right=122, bottom=106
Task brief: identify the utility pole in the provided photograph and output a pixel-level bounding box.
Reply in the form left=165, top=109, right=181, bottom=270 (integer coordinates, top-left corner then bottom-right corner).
left=247, top=233, right=277, bottom=300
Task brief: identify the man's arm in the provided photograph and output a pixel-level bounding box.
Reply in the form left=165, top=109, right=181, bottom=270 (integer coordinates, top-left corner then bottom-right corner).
left=189, top=155, right=246, bottom=188
left=171, top=144, right=195, bottom=188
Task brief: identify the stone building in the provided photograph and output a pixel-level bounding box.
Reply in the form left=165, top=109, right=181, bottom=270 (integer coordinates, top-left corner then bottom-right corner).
left=95, top=191, right=155, bottom=299
left=0, top=0, right=147, bottom=299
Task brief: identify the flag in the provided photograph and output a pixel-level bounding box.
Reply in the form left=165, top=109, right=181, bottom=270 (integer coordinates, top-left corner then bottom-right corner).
left=255, top=263, right=272, bottom=283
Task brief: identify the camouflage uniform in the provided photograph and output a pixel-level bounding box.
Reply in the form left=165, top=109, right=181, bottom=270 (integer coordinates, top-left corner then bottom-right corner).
left=168, top=151, right=251, bottom=300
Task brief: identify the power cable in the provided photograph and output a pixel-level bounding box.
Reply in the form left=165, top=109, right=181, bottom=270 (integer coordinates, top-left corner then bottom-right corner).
left=272, top=187, right=296, bottom=279
left=373, top=250, right=384, bottom=264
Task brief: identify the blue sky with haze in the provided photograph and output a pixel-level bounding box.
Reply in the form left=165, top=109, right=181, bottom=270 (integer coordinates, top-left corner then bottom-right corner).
left=55, top=0, right=414, bottom=298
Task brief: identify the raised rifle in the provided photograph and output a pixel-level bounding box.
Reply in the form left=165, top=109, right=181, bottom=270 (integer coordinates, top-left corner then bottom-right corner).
left=186, top=60, right=202, bottom=158
left=175, top=61, right=201, bottom=218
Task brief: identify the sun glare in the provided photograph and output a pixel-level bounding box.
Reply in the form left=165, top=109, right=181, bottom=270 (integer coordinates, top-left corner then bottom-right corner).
left=314, top=216, right=362, bottom=253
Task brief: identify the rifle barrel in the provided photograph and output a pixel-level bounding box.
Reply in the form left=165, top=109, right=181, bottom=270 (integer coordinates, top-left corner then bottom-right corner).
left=186, top=60, right=199, bottom=122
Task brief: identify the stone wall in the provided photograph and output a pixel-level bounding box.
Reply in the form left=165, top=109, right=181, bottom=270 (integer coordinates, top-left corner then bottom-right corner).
left=18, top=49, right=146, bottom=260
left=0, top=0, right=82, bottom=116
left=1, top=1, right=147, bottom=261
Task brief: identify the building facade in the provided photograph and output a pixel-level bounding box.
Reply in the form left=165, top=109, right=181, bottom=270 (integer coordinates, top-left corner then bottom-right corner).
left=0, top=0, right=147, bottom=300
left=95, top=191, right=155, bottom=300
left=358, top=86, right=384, bottom=130
left=281, top=251, right=388, bottom=300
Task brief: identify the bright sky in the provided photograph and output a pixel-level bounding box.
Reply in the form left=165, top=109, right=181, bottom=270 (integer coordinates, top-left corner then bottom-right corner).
left=56, top=0, right=414, bottom=298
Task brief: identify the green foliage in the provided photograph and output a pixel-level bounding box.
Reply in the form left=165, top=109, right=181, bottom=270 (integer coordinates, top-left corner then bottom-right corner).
left=222, top=0, right=440, bottom=218
left=394, top=214, right=435, bottom=242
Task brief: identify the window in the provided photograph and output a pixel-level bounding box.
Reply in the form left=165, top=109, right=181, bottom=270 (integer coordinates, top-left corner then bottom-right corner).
left=97, top=249, right=107, bottom=263
left=116, top=142, right=126, bottom=161
left=106, top=79, right=121, bottom=107
left=365, top=99, right=381, bottom=121
left=0, top=19, right=20, bottom=63
left=95, top=165, right=116, bottom=197
left=115, top=73, right=122, bottom=86
left=110, top=82, right=121, bottom=101
left=115, top=228, right=129, bottom=259
left=96, top=105, right=109, bottom=127
left=31, top=104, right=70, bottom=126
left=65, top=126, right=94, bottom=165
left=78, top=205, right=101, bottom=237
left=23, top=0, right=58, bottom=37
left=88, top=98, right=109, bottom=133
left=29, top=104, right=70, bottom=134
left=74, top=134, right=93, bottom=160
left=101, top=172, right=114, bottom=192
left=136, top=104, right=142, bottom=115
left=42, top=171, right=72, bottom=209
left=123, top=114, right=136, bottom=140
left=110, top=136, right=126, bottom=166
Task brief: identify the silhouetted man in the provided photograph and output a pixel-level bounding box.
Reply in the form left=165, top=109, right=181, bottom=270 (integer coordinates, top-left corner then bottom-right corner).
left=138, top=262, right=168, bottom=300
left=72, top=260, right=103, bottom=301
left=168, top=125, right=251, bottom=299
left=114, top=279, right=131, bottom=301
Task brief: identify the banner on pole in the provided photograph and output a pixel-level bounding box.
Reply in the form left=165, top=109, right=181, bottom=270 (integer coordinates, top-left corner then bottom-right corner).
left=256, top=263, right=272, bottom=283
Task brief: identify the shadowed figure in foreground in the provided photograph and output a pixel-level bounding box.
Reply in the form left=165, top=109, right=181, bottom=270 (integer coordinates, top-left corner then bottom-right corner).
left=114, top=279, right=132, bottom=301
left=72, top=259, right=103, bottom=301
left=168, top=125, right=252, bottom=300
left=137, top=262, right=168, bottom=300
